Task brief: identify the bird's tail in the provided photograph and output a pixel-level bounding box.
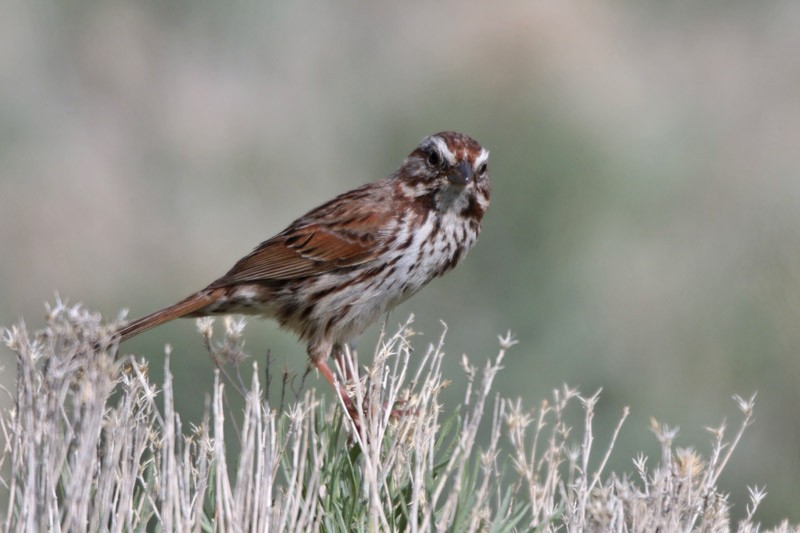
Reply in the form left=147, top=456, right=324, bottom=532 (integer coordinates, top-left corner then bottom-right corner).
left=117, top=289, right=220, bottom=342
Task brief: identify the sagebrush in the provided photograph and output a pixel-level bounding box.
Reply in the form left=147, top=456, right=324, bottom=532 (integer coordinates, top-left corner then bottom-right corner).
left=0, top=299, right=795, bottom=532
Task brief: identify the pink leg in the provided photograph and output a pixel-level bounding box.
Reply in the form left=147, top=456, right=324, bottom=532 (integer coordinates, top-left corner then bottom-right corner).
left=312, top=357, right=358, bottom=419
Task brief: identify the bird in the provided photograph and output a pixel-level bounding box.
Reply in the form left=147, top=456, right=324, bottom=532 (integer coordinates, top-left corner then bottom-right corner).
left=116, top=131, right=491, bottom=415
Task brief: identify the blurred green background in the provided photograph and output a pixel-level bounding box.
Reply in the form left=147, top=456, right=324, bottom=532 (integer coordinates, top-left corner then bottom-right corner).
left=2, top=0, right=799, bottom=525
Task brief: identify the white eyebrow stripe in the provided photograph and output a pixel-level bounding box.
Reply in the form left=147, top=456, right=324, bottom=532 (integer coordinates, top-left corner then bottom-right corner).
left=431, top=136, right=457, bottom=165
left=474, top=148, right=490, bottom=168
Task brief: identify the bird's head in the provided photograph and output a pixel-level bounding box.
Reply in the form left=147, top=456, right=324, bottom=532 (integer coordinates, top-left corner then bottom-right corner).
left=397, top=131, right=491, bottom=216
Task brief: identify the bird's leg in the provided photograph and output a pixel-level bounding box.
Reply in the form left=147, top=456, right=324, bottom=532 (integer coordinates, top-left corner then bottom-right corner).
left=308, top=342, right=358, bottom=421
left=312, top=358, right=358, bottom=417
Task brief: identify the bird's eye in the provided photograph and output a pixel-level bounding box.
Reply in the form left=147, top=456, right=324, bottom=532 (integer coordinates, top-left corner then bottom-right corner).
left=426, top=150, right=442, bottom=168
left=478, top=162, right=488, bottom=175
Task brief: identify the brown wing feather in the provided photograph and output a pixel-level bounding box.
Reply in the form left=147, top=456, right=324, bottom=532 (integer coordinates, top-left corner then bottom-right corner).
left=209, top=204, right=392, bottom=286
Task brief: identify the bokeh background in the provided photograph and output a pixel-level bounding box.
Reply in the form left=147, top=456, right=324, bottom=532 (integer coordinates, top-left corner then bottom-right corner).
left=2, top=0, right=800, bottom=525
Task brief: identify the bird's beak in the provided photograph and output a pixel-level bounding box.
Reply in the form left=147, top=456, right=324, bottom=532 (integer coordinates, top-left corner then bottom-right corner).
left=448, top=161, right=473, bottom=186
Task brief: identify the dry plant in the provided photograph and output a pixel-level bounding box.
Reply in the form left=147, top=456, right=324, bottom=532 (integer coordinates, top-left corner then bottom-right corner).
left=0, top=298, right=795, bottom=532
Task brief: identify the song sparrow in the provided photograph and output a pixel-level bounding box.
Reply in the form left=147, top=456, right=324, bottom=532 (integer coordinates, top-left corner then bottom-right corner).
left=117, top=131, right=491, bottom=414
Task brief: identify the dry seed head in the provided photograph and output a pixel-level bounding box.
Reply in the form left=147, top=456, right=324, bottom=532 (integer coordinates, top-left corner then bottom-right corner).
left=505, top=400, right=533, bottom=433
left=675, top=447, right=705, bottom=478
left=498, top=331, right=518, bottom=350
left=196, top=317, right=214, bottom=338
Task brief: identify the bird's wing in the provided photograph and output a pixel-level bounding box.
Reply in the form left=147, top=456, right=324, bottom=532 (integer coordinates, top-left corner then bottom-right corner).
left=210, top=199, right=393, bottom=285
